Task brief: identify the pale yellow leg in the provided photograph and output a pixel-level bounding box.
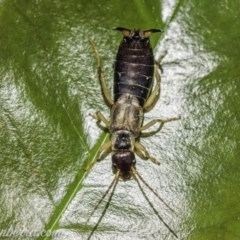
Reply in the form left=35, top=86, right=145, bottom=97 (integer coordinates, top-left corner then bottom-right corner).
left=155, top=50, right=168, bottom=70
left=134, top=141, right=160, bottom=165
left=95, top=141, right=112, bottom=161
left=143, top=66, right=161, bottom=112
left=89, top=38, right=114, bottom=106
left=87, top=141, right=112, bottom=170
left=91, top=111, right=110, bottom=128
left=141, top=116, right=181, bottom=132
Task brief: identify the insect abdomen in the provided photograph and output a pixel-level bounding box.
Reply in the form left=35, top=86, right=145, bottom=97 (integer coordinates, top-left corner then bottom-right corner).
left=114, top=44, right=154, bottom=107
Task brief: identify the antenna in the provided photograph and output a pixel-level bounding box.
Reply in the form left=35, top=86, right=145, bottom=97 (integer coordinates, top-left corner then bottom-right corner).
left=86, top=170, right=120, bottom=223
left=132, top=167, right=176, bottom=214
left=131, top=167, right=178, bottom=239
left=87, top=170, right=120, bottom=240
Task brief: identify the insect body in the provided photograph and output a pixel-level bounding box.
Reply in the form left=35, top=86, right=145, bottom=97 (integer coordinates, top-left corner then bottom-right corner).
left=88, top=27, right=180, bottom=238
left=91, top=27, right=179, bottom=179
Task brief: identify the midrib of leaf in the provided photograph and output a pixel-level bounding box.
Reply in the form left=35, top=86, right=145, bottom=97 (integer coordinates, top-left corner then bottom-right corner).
left=37, top=132, right=109, bottom=240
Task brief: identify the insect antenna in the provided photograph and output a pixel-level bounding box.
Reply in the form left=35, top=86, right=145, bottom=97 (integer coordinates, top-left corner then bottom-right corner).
left=132, top=167, right=176, bottom=214
left=86, top=170, right=120, bottom=240
left=131, top=167, right=178, bottom=239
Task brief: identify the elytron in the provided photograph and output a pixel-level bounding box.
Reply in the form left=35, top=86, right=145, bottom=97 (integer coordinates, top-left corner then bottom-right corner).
left=88, top=27, right=180, bottom=238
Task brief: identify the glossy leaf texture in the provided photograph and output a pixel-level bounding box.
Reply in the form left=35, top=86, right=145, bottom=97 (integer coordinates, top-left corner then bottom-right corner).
left=0, top=0, right=240, bottom=240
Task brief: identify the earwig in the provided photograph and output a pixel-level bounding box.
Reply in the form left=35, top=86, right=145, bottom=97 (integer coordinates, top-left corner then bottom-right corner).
left=88, top=27, right=180, bottom=238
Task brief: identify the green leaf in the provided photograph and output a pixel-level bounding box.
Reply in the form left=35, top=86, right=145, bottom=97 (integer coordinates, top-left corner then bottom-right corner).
left=0, top=0, right=240, bottom=240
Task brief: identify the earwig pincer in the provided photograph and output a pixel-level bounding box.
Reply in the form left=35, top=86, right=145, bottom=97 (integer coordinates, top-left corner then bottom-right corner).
left=88, top=27, right=180, bottom=238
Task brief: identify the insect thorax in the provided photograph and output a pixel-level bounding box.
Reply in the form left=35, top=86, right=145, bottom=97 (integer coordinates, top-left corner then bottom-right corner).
left=110, top=93, right=143, bottom=139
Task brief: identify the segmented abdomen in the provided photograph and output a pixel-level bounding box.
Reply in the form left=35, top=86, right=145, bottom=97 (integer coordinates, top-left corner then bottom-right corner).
left=114, top=46, right=154, bottom=107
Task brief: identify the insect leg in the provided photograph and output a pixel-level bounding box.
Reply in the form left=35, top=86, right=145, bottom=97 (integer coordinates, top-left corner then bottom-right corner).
left=134, top=141, right=160, bottom=165
left=155, top=50, right=168, bottom=73
left=140, top=116, right=181, bottom=132
left=143, top=65, right=161, bottom=112
left=89, top=38, right=114, bottom=106
left=95, top=141, right=112, bottom=161
left=91, top=111, right=110, bottom=128
left=87, top=141, right=112, bottom=170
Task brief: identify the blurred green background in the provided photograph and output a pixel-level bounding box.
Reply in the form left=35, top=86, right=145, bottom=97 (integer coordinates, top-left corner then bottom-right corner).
left=0, top=0, right=240, bottom=239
